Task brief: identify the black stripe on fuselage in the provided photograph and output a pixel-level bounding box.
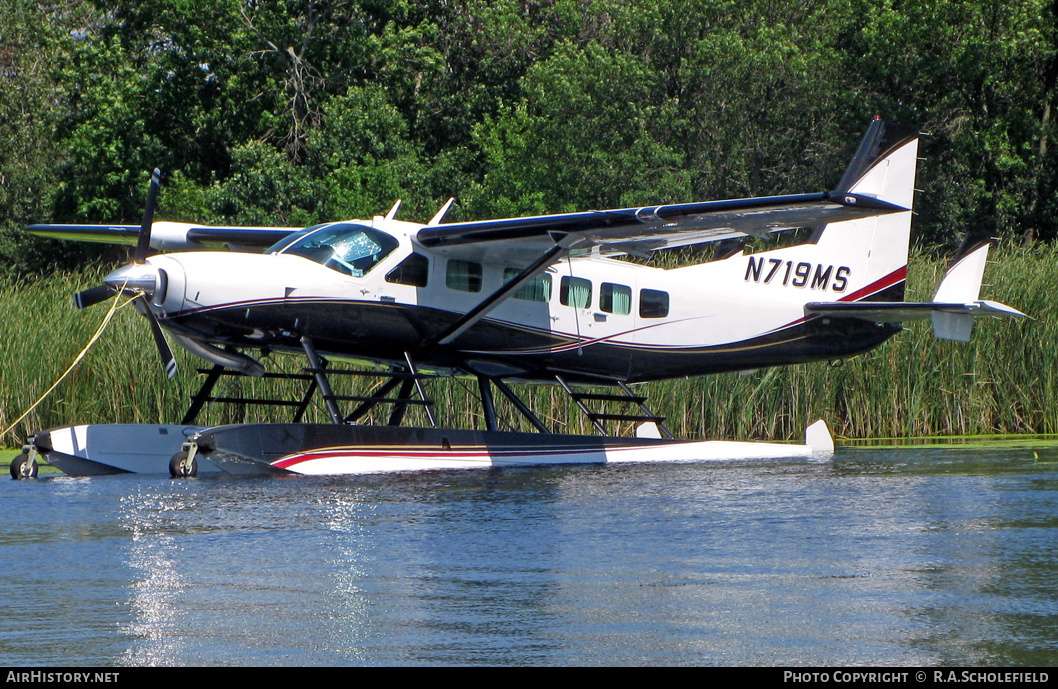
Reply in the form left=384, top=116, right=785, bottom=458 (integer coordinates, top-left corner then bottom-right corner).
left=160, top=299, right=901, bottom=384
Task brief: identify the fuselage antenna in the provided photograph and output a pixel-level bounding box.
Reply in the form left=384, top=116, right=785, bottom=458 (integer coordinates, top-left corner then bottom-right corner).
left=428, top=198, right=455, bottom=226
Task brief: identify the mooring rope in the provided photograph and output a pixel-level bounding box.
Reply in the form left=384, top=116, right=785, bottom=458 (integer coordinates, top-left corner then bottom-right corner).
left=2, top=282, right=133, bottom=441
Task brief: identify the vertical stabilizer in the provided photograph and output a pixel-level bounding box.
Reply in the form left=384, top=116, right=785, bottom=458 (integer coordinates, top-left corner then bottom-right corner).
left=798, top=119, right=921, bottom=302
left=933, top=243, right=990, bottom=304
left=935, top=240, right=1015, bottom=342
left=833, top=116, right=886, bottom=195
left=804, top=131, right=1027, bottom=343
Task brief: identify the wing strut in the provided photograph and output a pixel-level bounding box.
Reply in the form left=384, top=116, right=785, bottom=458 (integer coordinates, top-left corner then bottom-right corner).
left=478, top=376, right=499, bottom=432
left=424, top=241, right=571, bottom=350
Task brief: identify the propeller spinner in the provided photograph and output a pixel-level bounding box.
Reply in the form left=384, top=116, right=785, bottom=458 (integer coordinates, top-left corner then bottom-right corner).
left=71, top=168, right=177, bottom=378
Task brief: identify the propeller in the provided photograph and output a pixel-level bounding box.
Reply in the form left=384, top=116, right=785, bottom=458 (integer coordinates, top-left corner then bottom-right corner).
left=134, top=168, right=162, bottom=264
left=73, top=168, right=163, bottom=309
left=72, top=168, right=177, bottom=378
left=72, top=284, right=115, bottom=310
left=137, top=294, right=178, bottom=379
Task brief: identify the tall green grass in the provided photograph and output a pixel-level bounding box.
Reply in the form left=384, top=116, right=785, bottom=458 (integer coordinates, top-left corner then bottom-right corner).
left=1, top=245, right=1054, bottom=446
left=652, top=243, right=1058, bottom=440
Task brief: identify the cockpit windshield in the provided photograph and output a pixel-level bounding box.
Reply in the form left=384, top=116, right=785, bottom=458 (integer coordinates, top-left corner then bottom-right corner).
left=268, top=223, right=399, bottom=277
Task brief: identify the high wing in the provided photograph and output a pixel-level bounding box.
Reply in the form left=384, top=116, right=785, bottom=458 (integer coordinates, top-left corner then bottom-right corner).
left=415, top=192, right=904, bottom=262
left=27, top=118, right=909, bottom=261
left=26, top=221, right=302, bottom=253
left=31, top=194, right=900, bottom=260
left=416, top=117, right=912, bottom=263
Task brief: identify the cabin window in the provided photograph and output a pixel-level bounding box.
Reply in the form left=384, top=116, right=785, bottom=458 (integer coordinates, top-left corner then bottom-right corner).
left=600, top=283, right=632, bottom=315
left=560, top=276, right=592, bottom=309
left=503, top=269, right=552, bottom=302
left=272, top=223, right=398, bottom=277
left=386, top=253, right=429, bottom=287
left=639, top=289, right=669, bottom=318
left=446, top=259, right=483, bottom=292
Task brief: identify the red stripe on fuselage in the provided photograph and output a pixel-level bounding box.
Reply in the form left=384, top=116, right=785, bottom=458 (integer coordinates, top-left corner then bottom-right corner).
left=839, top=265, right=907, bottom=303
left=764, top=264, right=907, bottom=334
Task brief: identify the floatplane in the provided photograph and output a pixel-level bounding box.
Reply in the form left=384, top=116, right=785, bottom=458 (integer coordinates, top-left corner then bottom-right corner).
left=11, top=117, right=1026, bottom=478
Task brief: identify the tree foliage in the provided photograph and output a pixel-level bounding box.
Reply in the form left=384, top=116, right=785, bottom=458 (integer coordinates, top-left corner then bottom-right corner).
left=1, top=0, right=1056, bottom=280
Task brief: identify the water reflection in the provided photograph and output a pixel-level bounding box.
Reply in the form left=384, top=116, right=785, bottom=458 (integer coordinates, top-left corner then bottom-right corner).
left=319, top=486, right=375, bottom=663
left=315, top=473, right=568, bottom=664
left=3, top=446, right=1056, bottom=666
left=119, top=487, right=193, bottom=666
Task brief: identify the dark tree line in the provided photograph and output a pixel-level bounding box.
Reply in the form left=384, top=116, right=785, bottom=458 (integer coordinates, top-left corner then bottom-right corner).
left=1, top=0, right=1056, bottom=279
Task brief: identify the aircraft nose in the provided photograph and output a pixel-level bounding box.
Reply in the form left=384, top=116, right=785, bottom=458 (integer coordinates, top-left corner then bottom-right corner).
left=103, top=263, right=162, bottom=298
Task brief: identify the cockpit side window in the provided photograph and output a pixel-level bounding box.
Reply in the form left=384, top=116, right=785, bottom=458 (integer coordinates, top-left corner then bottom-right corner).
left=273, top=223, right=399, bottom=277
left=386, top=252, right=429, bottom=287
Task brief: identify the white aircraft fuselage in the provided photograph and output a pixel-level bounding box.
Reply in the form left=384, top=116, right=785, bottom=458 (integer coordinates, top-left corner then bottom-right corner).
left=142, top=218, right=903, bottom=384
left=35, top=118, right=1024, bottom=391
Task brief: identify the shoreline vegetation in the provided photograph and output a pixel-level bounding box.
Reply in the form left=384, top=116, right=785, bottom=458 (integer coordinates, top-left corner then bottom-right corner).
left=3, top=2, right=1056, bottom=468
left=2, top=244, right=1054, bottom=447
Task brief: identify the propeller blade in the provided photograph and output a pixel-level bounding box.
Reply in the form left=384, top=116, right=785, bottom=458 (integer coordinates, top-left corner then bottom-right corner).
left=134, top=168, right=163, bottom=264
left=73, top=285, right=114, bottom=309
left=140, top=296, right=177, bottom=378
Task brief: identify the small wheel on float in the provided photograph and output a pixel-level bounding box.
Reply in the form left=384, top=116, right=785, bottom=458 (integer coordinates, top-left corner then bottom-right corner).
left=169, top=450, right=197, bottom=478
left=10, top=453, right=38, bottom=480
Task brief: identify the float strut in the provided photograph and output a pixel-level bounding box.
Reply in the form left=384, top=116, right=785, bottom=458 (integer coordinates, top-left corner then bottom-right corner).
left=404, top=352, right=437, bottom=428
left=387, top=378, right=416, bottom=427
left=301, top=336, right=343, bottom=425
left=346, top=375, right=404, bottom=424
left=181, top=364, right=225, bottom=424
left=477, top=376, right=498, bottom=432
left=492, top=378, right=551, bottom=433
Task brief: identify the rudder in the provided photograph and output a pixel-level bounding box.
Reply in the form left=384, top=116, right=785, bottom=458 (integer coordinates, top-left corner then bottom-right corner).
left=810, top=118, right=920, bottom=302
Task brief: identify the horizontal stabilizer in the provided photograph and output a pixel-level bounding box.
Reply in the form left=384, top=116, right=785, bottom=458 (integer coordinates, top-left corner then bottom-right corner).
left=806, top=300, right=1027, bottom=341
left=806, top=299, right=1027, bottom=322
left=930, top=300, right=1029, bottom=342
left=806, top=234, right=1027, bottom=342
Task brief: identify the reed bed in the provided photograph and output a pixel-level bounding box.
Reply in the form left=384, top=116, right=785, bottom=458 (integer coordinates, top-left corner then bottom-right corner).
left=1, top=245, right=1054, bottom=446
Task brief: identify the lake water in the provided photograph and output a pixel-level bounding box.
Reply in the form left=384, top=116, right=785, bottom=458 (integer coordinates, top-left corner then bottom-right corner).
left=3, top=443, right=1058, bottom=667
